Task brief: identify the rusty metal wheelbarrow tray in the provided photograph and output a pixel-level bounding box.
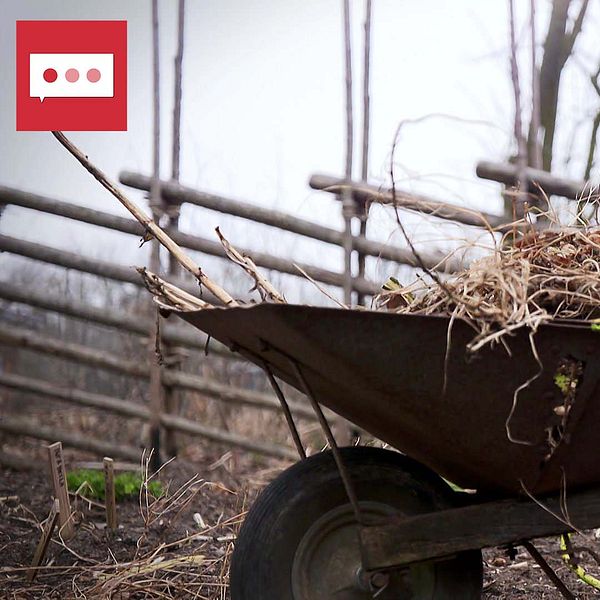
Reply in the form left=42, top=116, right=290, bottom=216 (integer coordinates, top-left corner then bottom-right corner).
left=179, top=304, right=600, bottom=496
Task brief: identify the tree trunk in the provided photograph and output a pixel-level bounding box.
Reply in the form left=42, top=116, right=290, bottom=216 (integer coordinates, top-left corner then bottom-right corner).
left=532, top=0, right=589, bottom=172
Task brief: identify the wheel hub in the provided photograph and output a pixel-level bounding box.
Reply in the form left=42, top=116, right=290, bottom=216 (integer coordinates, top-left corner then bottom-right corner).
left=291, top=502, right=435, bottom=600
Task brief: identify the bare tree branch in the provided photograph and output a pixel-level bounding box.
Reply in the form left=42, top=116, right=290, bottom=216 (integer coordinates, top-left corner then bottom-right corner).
left=565, top=0, right=590, bottom=54
left=583, top=113, right=600, bottom=181
left=509, top=0, right=529, bottom=219
left=536, top=0, right=590, bottom=171
left=584, top=63, right=600, bottom=181
left=51, top=131, right=237, bottom=307
left=529, top=0, right=543, bottom=169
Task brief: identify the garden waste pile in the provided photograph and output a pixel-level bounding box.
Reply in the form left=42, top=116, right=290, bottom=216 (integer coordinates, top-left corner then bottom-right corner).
left=376, top=228, right=600, bottom=351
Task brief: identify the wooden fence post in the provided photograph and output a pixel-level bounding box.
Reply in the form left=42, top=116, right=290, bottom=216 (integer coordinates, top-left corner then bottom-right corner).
left=163, top=0, right=186, bottom=459
left=149, top=0, right=164, bottom=472
left=357, top=0, right=372, bottom=307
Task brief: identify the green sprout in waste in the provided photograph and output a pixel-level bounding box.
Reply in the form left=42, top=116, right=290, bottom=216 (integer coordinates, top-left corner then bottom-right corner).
left=554, top=373, right=571, bottom=395
left=67, top=469, right=163, bottom=501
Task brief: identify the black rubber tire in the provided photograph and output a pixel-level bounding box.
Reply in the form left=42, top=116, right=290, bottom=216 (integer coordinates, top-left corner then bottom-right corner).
left=230, top=447, right=483, bottom=599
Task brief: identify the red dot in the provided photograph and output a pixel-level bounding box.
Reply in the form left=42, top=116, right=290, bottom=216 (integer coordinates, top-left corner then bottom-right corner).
left=65, top=68, right=79, bottom=83
left=43, top=68, right=57, bottom=83
left=87, top=68, right=101, bottom=83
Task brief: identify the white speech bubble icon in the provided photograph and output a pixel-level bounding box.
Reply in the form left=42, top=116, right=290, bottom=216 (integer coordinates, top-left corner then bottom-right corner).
left=30, top=53, right=114, bottom=102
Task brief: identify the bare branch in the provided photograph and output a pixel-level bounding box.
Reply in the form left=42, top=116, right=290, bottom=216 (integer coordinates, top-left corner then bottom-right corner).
left=509, top=0, right=528, bottom=219
left=536, top=0, right=590, bottom=171
left=584, top=112, right=600, bottom=181
left=138, top=268, right=211, bottom=311
left=215, top=227, right=286, bottom=304
left=565, top=0, right=590, bottom=55
left=529, top=0, right=543, bottom=169
left=584, top=63, right=600, bottom=181
left=51, top=131, right=237, bottom=306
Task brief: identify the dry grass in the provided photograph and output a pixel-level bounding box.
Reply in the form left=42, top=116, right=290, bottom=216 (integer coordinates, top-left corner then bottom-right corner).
left=376, top=227, right=600, bottom=352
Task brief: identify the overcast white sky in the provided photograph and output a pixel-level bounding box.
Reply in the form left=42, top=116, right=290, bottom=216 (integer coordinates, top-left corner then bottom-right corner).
left=1, top=0, right=599, bottom=302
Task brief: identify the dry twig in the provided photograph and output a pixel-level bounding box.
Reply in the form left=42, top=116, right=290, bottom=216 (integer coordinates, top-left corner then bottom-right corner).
left=51, top=131, right=237, bottom=307
left=216, top=228, right=285, bottom=303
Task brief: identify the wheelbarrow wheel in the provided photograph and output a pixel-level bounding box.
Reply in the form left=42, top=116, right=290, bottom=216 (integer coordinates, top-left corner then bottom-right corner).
left=230, top=446, right=482, bottom=599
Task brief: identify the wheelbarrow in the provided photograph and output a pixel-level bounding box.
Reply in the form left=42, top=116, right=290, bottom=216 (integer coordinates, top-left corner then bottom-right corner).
left=175, top=304, right=600, bottom=599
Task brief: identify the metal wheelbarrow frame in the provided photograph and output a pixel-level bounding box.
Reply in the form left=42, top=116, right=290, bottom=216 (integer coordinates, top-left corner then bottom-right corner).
left=176, top=304, right=600, bottom=597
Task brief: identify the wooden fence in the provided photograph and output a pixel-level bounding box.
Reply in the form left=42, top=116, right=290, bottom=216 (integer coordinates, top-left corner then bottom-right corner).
left=3, top=173, right=425, bottom=466
left=2, top=156, right=591, bottom=467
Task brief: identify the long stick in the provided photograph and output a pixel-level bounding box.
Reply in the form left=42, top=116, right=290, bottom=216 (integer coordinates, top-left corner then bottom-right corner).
left=27, top=499, right=60, bottom=582
left=50, top=132, right=236, bottom=306
left=357, top=0, right=372, bottom=305
left=342, top=0, right=354, bottom=306
left=149, top=0, right=163, bottom=473
left=169, top=0, right=186, bottom=279
left=171, top=0, right=185, bottom=183
left=360, top=0, right=372, bottom=183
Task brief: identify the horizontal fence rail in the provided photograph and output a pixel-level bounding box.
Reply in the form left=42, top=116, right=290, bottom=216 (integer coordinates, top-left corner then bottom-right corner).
left=0, top=324, right=319, bottom=421
left=118, top=172, right=452, bottom=271
left=0, top=186, right=377, bottom=295
left=0, top=280, right=233, bottom=356
left=309, top=173, right=507, bottom=231
left=0, top=374, right=296, bottom=460
left=0, top=233, right=170, bottom=288
left=0, top=415, right=143, bottom=462
left=476, top=161, right=597, bottom=201
left=0, top=234, right=211, bottom=299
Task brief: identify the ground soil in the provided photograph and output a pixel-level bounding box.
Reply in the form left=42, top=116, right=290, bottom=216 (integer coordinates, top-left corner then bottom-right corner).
left=1, top=450, right=599, bottom=599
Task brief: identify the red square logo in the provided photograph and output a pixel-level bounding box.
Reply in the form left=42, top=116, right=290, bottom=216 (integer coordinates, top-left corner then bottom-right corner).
left=16, top=21, right=127, bottom=131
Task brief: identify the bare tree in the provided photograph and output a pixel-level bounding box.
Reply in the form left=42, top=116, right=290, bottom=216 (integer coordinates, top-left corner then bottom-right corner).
left=584, top=64, right=600, bottom=180
left=527, top=0, right=590, bottom=172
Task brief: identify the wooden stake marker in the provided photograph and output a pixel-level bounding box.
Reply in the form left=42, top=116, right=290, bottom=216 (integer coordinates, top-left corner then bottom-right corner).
left=27, top=499, right=59, bottom=582
left=103, top=457, right=117, bottom=531
left=47, top=442, right=74, bottom=539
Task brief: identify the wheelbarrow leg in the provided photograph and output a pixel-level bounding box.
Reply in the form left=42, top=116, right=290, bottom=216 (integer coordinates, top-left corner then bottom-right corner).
left=262, top=362, right=306, bottom=460
left=523, top=541, right=576, bottom=600
left=289, top=358, right=363, bottom=525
